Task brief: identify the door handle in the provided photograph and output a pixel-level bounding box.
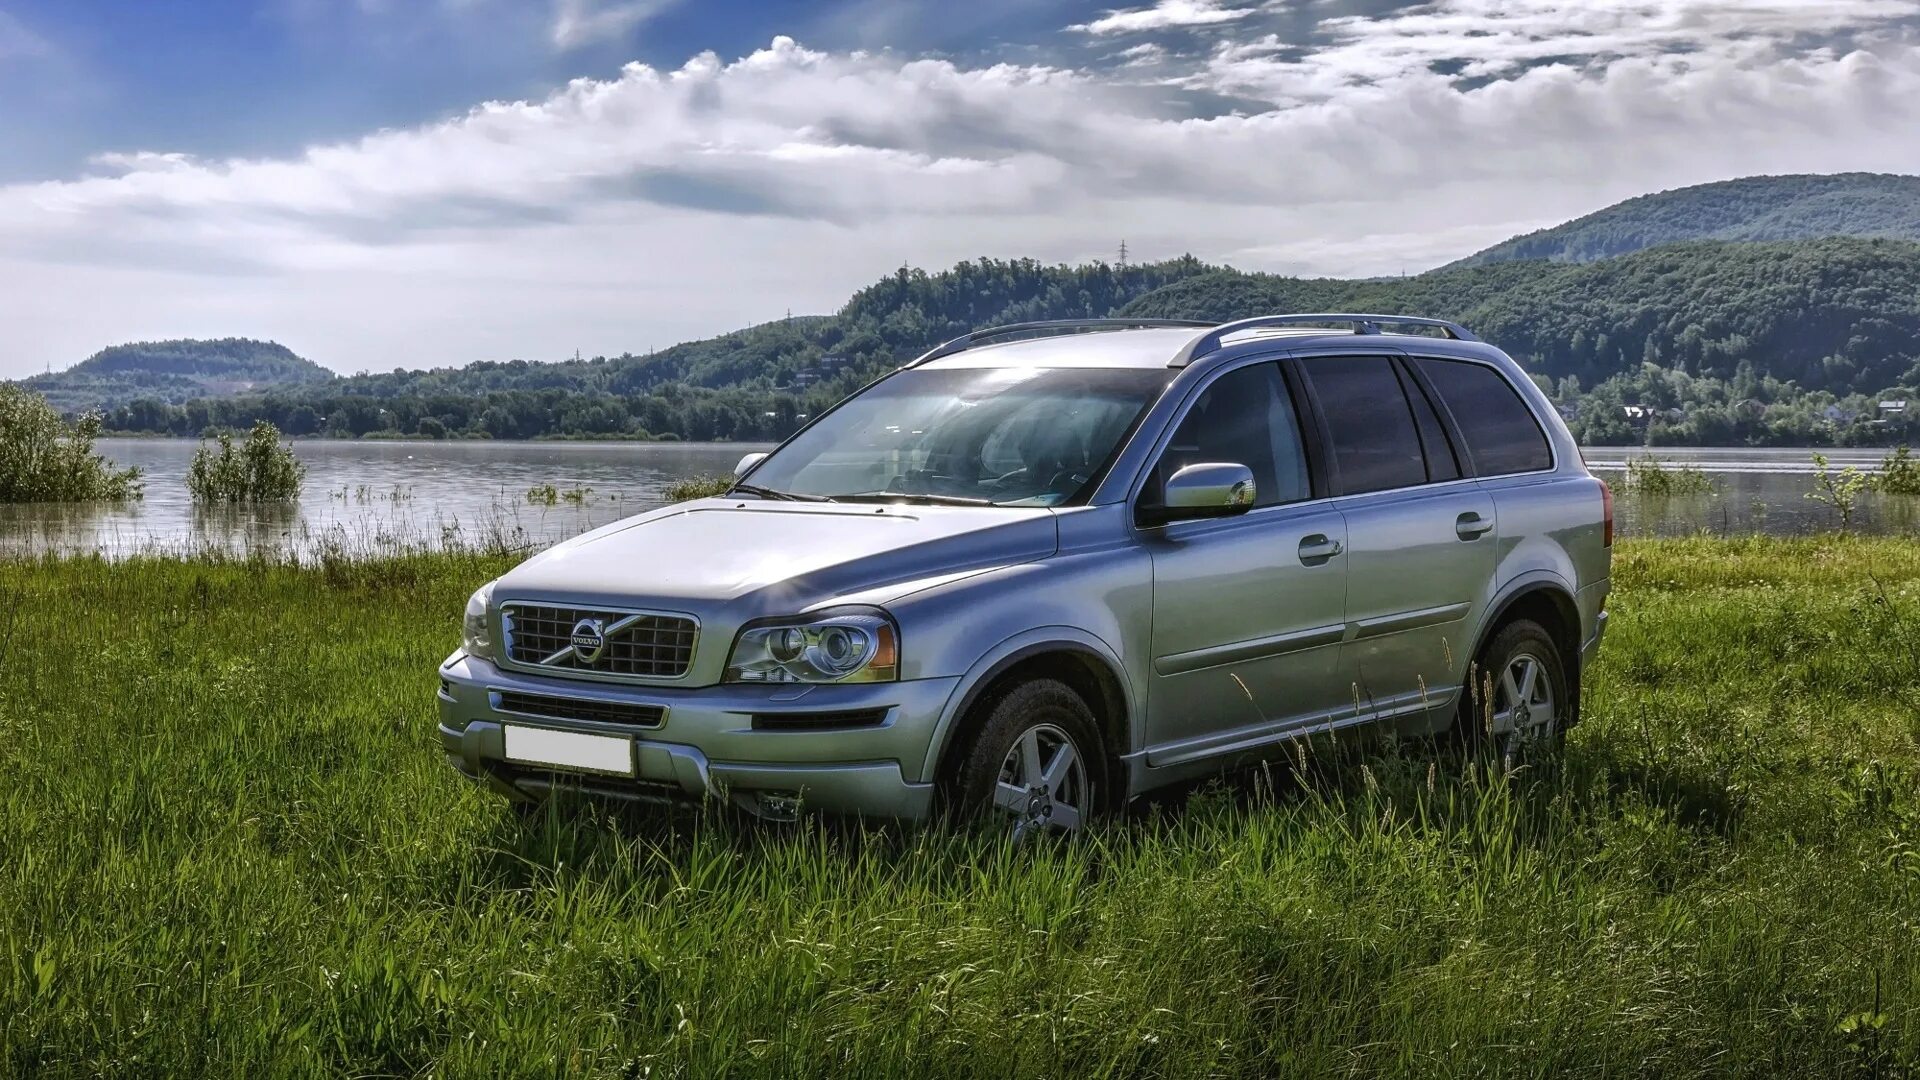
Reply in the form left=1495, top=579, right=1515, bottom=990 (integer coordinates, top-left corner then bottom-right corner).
left=1456, top=512, right=1494, bottom=540
left=1298, top=534, right=1344, bottom=563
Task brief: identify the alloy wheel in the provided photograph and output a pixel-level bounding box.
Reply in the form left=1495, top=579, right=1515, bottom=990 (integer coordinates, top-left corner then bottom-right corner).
left=1487, top=650, right=1558, bottom=759
left=991, top=723, right=1089, bottom=839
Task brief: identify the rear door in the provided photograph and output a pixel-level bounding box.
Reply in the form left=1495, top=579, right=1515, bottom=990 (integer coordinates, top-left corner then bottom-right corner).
left=1139, top=359, right=1351, bottom=765
left=1294, top=352, right=1496, bottom=726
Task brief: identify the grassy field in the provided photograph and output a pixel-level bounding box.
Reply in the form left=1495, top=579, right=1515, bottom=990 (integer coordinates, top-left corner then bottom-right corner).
left=3, top=538, right=1919, bottom=1077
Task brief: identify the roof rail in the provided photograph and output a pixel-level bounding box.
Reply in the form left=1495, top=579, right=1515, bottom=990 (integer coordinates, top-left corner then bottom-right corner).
left=1168, top=313, right=1480, bottom=368
left=908, top=318, right=1219, bottom=367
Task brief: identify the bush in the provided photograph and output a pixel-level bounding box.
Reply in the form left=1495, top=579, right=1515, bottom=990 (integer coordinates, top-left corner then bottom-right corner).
left=663, top=475, right=733, bottom=502
left=0, top=385, right=142, bottom=502
left=187, top=421, right=307, bottom=502
left=1879, top=445, right=1920, bottom=496
left=1621, top=454, right=1715, bottom=495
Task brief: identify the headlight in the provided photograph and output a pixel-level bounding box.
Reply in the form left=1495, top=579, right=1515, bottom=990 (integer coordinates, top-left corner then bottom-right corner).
left=462, top=582, right=496, bottom=661
left=725, top=609, right=898, bottom=684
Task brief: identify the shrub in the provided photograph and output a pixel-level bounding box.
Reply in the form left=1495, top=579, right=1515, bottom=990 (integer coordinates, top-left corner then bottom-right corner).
left=187, top=421, right=307, bottom=502
left=1621, top=454, right=1715, bottom=495
left=0, top=385, right=142, bottom=502
left=664, top=475, right=733, bottom=502
left=1807, top=452, right=1871, bottom=530
left=1879, top=445, right=1920, bottom=496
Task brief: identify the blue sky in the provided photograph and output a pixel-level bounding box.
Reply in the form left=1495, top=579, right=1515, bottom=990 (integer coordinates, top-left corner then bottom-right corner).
left=3, top=0, right=1919, bottom=376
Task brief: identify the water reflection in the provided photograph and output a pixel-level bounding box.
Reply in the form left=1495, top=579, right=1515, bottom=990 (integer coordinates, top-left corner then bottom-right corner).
left=1, top=439, right=762, bottom=558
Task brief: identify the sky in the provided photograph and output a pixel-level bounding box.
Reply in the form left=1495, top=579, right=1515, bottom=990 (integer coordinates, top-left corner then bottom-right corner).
left=3, top=1, right=1919, bottom=377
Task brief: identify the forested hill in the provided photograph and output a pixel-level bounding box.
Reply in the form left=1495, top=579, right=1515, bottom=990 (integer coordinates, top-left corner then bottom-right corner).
left=20, top=338, right=332, bottom=413
left=85, top=240, right=1920, bottom=446
left=1124, top=237, right=1920, bottom=394
left=1446, top=173, right=1920, bottom=268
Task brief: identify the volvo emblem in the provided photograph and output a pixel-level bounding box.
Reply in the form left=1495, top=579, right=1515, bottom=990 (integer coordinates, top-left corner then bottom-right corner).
left=569, top=618, right=608, bottom=664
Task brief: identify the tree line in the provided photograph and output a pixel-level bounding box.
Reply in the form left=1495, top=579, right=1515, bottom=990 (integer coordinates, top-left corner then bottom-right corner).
left=84, top=241, right=1920, bottom=446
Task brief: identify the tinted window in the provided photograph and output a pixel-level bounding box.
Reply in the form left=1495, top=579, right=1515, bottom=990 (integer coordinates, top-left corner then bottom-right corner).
left=1402, top=367, right=1461, bottom=483
left=1300, top=356, right=1428, bottom=494
left=1147, top=362, right=1310, bottom=510
left=1415, top=357, right=1553, bottom=475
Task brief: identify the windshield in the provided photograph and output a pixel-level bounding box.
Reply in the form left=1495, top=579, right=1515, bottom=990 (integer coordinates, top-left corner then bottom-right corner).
left=742, top=366, right=1174, bottom=506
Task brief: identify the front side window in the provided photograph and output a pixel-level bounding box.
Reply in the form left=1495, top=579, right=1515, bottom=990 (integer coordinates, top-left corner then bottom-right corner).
left=1143, top=362, right=1310, bottom=511
left=743, top=366, right=1173, bottom=506
left=1299, top=356, right=1429, bottom=495
left=1414, top=357, right=1553, bottom=475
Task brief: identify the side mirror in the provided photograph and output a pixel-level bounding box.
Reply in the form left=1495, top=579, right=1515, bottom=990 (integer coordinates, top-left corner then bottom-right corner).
left=1146, top=462, right=1256, bottom=525
left=734, top=452, right=768, bottom=478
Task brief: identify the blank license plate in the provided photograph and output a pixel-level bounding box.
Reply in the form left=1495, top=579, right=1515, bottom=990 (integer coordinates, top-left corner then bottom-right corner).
left=504, top=725, right=634, bottom=776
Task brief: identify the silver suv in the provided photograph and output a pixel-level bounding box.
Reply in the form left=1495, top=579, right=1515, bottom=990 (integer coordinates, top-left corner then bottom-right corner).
left=438, top=315, right=1611, bottom=833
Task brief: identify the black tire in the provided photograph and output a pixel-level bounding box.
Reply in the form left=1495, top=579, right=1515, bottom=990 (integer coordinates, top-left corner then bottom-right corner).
left=1459, top=619, right=1571, bottom=762
left=944, top=677, right=1106, bottom=835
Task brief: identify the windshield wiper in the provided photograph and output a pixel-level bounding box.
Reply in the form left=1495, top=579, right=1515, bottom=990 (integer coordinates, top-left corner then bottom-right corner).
left=730, top=483, right=834, bottom=502
left=830, top=492, right=996, bottom=507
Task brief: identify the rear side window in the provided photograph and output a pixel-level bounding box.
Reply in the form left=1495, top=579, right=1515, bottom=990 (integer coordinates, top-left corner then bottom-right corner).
left=1414, top=357, right=1553, bottom=475
left=1298, top=356, right=1427, bottom=495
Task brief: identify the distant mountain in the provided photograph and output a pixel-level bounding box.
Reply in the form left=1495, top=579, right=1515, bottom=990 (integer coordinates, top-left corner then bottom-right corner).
left=1445, top=173, right=1920, bottom=268
left=19, top=338, right=335, bottom=413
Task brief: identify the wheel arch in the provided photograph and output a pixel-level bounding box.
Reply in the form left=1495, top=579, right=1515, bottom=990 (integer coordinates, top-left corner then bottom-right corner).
left=1469, top=573, right=1584, bottom=707
left=919, top=629, right=1134, bottom=791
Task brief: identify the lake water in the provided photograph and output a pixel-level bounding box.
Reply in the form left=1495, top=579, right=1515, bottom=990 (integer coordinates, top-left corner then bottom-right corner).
left=0, top=440, right=1912, bottom=558
left=0, top=439, right=768, bottom=558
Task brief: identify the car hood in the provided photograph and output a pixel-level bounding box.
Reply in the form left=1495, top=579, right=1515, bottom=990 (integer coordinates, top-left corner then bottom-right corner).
left=495, top=499, right=1060, bottom=619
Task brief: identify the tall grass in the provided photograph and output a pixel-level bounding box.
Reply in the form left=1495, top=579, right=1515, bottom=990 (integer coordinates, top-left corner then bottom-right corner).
left=1621, top=453, right=1716, bottom=495
left=2, top=537, right=1918, bottom=1075
left=663, top=474, right=734, bottom=502
left=0, top=385, right=142, bottom=502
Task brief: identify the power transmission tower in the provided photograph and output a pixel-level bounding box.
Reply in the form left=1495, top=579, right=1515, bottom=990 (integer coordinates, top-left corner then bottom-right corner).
left=1117, top=240, right=1129, bottom=267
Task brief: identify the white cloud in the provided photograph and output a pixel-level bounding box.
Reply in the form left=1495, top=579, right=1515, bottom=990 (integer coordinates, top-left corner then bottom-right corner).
left=1072, top=0, right=1259, bottom=36
left=1195, top=0, right=1920, bottom=103
left=3, top=4, right=1920, bottom=375
left=550, top=0, right=677, bottom=50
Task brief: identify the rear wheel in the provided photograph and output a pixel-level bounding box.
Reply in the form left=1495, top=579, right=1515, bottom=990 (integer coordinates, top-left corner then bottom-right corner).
left=946, top=678, right=1103, bottom=838
left=1462, top=619, right=1569, bottom=765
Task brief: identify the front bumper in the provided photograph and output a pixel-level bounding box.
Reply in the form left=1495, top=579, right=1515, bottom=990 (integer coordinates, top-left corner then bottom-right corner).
left=436, top=651, right=956, bottom=820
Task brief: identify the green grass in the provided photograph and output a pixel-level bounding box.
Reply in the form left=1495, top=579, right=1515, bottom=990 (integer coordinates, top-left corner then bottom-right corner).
left=4, top=538, right=1919, bottom=1076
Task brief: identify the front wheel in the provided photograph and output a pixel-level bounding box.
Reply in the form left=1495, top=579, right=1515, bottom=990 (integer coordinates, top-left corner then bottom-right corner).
left=945, top=678, right=1104, bottom=838
left=1462, top=619, right=1570, bottom=765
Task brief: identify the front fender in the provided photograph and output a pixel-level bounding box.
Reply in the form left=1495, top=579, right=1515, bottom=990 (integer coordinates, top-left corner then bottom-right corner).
left=913, top=625, right=1134, bottom=784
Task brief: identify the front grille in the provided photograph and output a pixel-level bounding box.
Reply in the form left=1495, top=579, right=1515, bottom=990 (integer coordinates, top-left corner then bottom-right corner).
left=502, top=603, right=697, bottom=680
left=496, top=691, right=666, bottom=728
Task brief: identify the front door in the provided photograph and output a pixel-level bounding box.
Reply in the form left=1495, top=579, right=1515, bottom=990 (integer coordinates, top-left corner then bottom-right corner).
left=1140, top=360, right=1352, bottom=766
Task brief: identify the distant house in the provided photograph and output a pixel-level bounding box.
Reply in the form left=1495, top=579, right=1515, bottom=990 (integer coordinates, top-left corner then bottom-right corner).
left=1621, top=404, right=1658, bottom=424
left=1554, top=401, right=1581, bottom=421
left=1732, top=398, right=1767, bottom=420
left=1879, top=399, right=1909, bottom=419
left=1822, top=404, right=1858, bottom=424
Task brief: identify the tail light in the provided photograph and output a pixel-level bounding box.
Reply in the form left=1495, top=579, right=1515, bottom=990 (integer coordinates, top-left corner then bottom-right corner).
left=1599, top=479, right=1614, bottom=547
